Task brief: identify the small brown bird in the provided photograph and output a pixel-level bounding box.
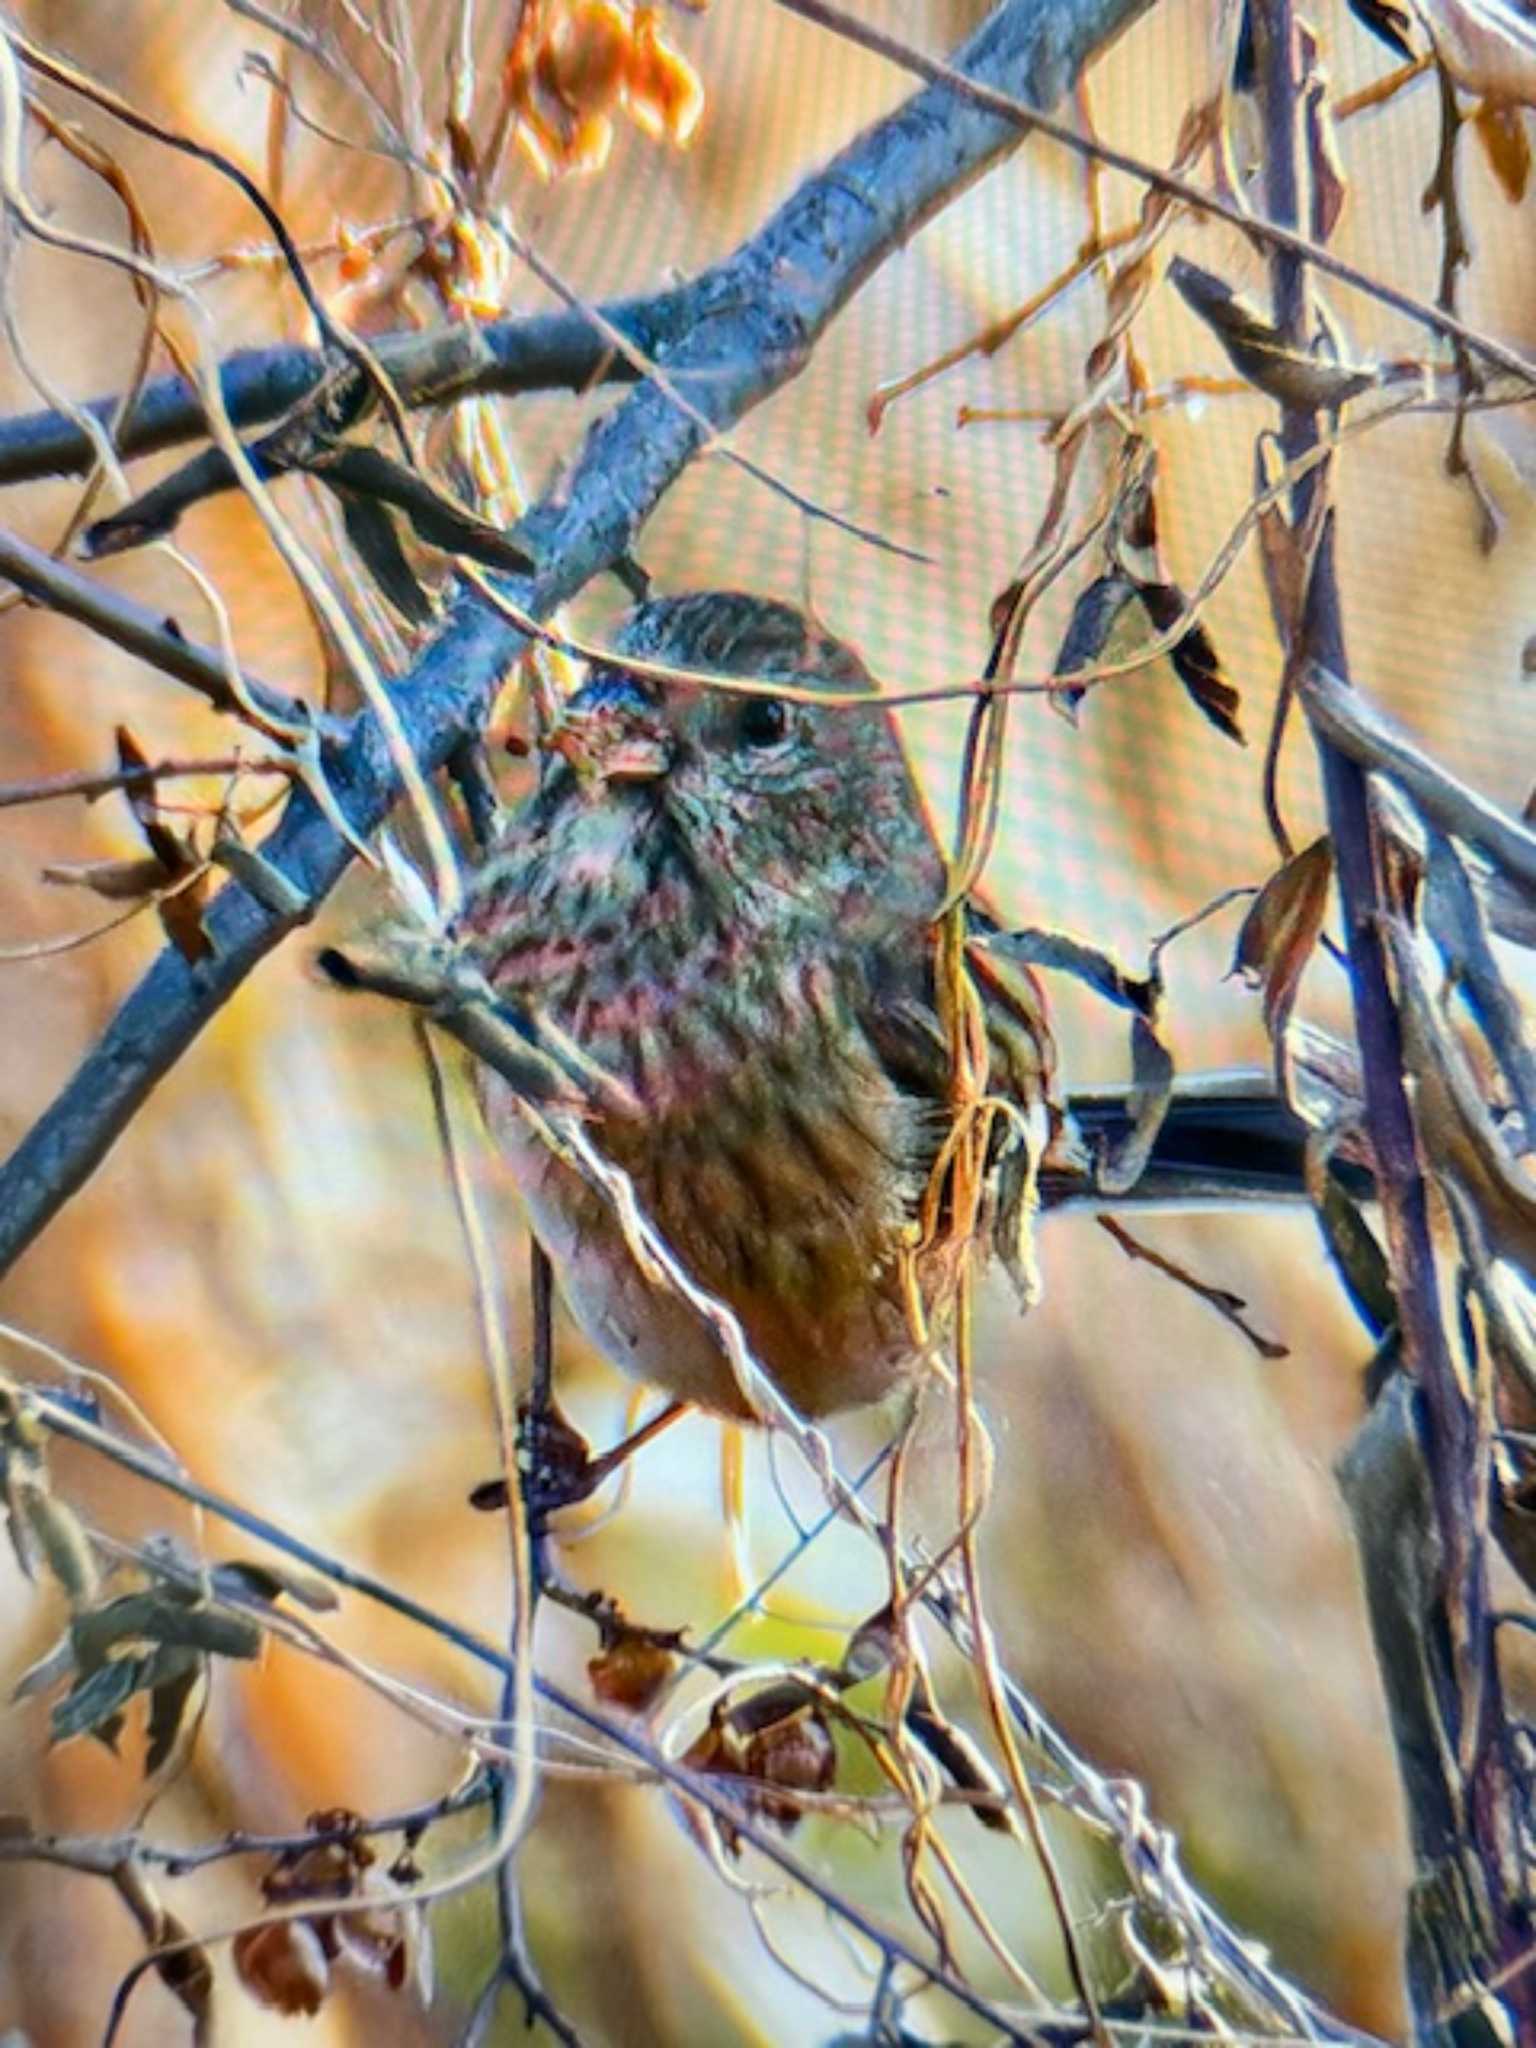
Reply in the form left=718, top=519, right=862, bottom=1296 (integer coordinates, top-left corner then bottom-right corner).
left=452, top=591, right=1054, bottom=1421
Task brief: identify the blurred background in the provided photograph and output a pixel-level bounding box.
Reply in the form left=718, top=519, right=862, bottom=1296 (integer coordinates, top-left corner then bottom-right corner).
left=3, top=0, right=1536, bottom=2039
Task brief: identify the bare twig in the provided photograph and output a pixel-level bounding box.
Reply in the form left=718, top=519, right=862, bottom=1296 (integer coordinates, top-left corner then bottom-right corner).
left=0, top=522, right=334, bottom=739
left=0, top=753, right=287, bottom=812
left=1096, top=1213, right=1289, bottom=1359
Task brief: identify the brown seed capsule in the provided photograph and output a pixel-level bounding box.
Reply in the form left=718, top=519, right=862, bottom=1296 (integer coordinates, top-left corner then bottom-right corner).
left=233, top=1918, right=331, bottom=2017
left=542, top=0, right=632, bottom=117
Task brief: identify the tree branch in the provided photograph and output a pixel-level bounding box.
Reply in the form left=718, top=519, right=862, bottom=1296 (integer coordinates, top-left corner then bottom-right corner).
left=0, top=0, right=1154, bottom=1278
left=0, top=291, right=692, bottom=488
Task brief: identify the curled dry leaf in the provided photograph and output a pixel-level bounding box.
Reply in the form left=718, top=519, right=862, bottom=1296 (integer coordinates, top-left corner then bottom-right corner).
left=1393, top=924, right=1536, bottom=1275
left=1051, top=573, right=1140, bottom=716
left=1135, top=579, right=1244, bottom=742
left=1233, top=836, right=1334, bottom=1037
left=44, top=1575, right=261, bottom=1761
left=0, top=1392, right=99, bottom=1601
left=1304, top=1131, right=1396, bottom=1340
left=151, top=1906, right=215, bottom=2030
left=1424, top=830, right=1536, bottom=1148
left=35, top=726, right=220, bottom=961
left=977, top=924, right=1172, bottom=1193
left=1349, top=0, right=1417, bottom=59
left=130, top=853, right=213, bottom=959
left=682, top=1690, right=840, bottom=1847
left=18, top=1486, right=98, bottom=1605
left=1169, top=257, right=1382, bottom=410
left=234, top=1916, right=331, bottom=2018
left=1288, top=1018, right=1370, bottom=1145
left=332, top=1880, right=433, bottom=2000
left=626, top=7, right=706, bottom=143
left=143, top=1651, right=204, bottom=1777
left=1302, top=28, right=1350, bottom=241
left=741, top=1708, right=838, bottom=1828
left=1255, top=494, right=1308, bottom=646
left=588, top=1625, right=678, bottom=1711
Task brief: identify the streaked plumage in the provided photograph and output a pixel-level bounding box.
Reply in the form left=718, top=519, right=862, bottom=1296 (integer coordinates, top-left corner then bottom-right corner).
left=457, top=592, right=1052, bottom=1419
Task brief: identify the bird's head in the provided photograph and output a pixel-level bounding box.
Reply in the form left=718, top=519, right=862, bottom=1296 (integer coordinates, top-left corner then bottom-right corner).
left=532, top=591, right=945, bottom=936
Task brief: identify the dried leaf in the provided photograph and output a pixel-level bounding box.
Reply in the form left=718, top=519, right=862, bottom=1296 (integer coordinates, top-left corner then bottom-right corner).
left=1304, top=55, right=1349, bottom=241
left=625, top=6, right=705, bottom=144
left=1347, top=0, right=1415, bottom=60
left=1493, top=1473, right=1536, bottom=1596
left=741, top=1709, right=836, bottom=1829
left=840, top=1606, right=897, bottom=1686
left=307, top=444, right=535, bottom=577
left=337, top=492, right=435, bottom=625
left=1392, top=925, right=1536, bottom=1276
left=1169, top=257, right=1379, bottom=410
left=11, top=1629, right=75, bottom=1703
left=1474, top=95, right=1532, bottom=201
left=152, top=1909, right=215, bottom=2027
left=1233, top=836, right=1334, bottom=1036
left=1425, top=830, right=1536, bottom=1147
left=976, top=923, right=1171, bottom=1193
left=213, top=1558, right=340, bottom=1613
left=1304, top=1132, right=1396, bottom=1339
left=541, top=0, right=631, bottom=116
left=72, top=1587, right=263, bottom=1668
left=155, top=870, right=213, bottom=964
left=1097, top=1011, right=1177, bottom=1197
left=50, top=1651, right=151, bottom=1749
left=1051, top=573, right=1140, bottom=714
left=209, top=837, right=311, bottom=920
left=1485, top=864, right=1536, bottom=947
left=1288, top=1019, right=1369, bottom=1138
left=234, top=1916, right=331, bottom=2017
left=588, top=1629, right=676, bottom=1711
left=144, top=1650, right=204, bottom=1777
left=333, top=1880, right=431, bottom=1998
left=903, top=1696, right=1012, bottom=1833
left=1135, top=579, right=1244, bottom=741
left=976, top=926, right=1155, bottom=1014
left=18, top=1485, right=98, bottom=1605
left=82, top=448, right=238, bottom=557
left=1255, top=494, right=1307, bottom=641
left=40, top=855, right=170, bottom=900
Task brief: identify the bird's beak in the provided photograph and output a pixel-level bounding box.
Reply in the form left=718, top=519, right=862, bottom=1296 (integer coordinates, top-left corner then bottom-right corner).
left=541, top=701, right=670, bottom=787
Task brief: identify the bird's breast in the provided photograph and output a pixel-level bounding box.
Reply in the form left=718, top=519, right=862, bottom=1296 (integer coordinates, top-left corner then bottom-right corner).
left=489, top=962, right=935, bottom=1417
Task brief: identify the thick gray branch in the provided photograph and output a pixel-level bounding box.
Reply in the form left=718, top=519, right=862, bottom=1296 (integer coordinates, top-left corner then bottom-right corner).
left=0, top=293, right=694, bottom=488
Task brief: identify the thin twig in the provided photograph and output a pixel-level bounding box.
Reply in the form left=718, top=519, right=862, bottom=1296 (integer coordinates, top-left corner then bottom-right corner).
left=0, top=522, right=333, bottom=739
left=1096, top=1213, right=1289, bottom=1360
left=0, top=754, right=289, bottom=812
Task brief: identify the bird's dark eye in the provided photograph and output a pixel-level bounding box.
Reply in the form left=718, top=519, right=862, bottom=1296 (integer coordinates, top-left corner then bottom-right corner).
left=736, top=697, right=789, bottom=749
